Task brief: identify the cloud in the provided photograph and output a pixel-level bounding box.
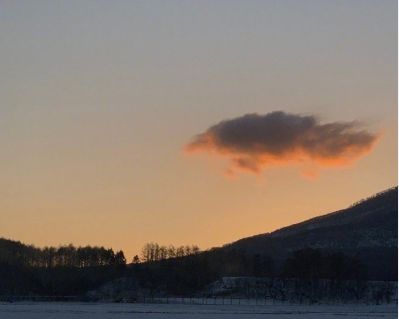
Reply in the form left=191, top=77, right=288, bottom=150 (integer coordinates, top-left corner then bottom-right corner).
left=184, top=111, right=379, bottom=176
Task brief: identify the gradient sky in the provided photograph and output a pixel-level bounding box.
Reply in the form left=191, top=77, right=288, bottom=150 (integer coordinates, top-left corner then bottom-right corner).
left=0, top=0, right=397, bottom=260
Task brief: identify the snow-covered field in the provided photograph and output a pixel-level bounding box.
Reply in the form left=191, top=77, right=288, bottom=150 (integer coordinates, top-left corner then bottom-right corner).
left=0, top=302, right=397, bottom=318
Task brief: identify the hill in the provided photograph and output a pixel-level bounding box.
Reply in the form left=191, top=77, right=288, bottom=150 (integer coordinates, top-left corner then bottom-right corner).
left=223, top=187, right=398, bottom=280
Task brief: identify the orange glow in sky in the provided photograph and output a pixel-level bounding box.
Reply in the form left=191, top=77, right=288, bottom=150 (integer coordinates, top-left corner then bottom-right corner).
left=0, top=1, right=396, bottom=261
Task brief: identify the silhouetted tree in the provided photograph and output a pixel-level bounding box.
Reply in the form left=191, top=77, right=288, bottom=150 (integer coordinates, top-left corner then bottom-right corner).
left=132, top=255, right=140, bottom=264
left=114, top=251, right=126, bottom=265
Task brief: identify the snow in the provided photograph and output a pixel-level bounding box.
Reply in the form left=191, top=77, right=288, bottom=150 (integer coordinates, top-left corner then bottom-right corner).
left=0, top=302, right=397, bottom=318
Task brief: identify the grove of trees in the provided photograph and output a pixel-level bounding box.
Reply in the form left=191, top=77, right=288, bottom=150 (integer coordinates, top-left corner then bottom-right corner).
left=139, top=242, right=200, bottom=262
left=0, top=238, right=126, bottom=268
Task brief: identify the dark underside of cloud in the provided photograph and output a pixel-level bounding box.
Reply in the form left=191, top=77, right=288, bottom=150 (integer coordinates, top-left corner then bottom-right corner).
left=185, top=111, right=379, bottom=176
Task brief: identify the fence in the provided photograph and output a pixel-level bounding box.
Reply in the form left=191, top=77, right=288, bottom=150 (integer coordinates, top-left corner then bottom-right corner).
left=0, top=295, right=80, bottom=302
left=140, top=296, right=286, bottom=306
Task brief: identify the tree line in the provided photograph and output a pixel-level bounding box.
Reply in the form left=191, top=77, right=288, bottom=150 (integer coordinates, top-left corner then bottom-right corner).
left=137, top=242, right=200, bottom=263
left=0, top=238, right=126, bottom=268
left=0, top=237, right=390, bottom=300
left=0, top=238, right=203, bottom=268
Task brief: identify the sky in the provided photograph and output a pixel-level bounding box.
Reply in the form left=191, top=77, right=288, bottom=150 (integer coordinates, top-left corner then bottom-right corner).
left=0, top=0, right=397, bottom=260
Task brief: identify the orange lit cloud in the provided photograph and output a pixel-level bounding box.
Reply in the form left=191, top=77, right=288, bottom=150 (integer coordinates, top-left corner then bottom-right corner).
left=185, top=111, right=379, bottom=176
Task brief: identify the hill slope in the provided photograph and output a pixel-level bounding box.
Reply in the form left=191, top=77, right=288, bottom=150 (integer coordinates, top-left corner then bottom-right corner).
left=224, top=187, right=398, bottom=280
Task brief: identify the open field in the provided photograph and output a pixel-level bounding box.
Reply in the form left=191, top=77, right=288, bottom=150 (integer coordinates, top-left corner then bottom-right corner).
left=0, top=302, right=396, bottom=319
